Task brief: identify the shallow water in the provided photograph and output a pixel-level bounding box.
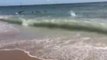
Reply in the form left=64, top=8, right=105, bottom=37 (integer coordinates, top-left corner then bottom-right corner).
left=0, top=21, right=107, bottom=60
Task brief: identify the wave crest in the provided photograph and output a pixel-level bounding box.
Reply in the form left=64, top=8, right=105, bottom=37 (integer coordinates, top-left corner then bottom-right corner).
left=1, top=18, right=107, bottom=34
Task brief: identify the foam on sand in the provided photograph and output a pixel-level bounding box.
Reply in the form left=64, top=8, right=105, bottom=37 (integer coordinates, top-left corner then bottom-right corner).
left=0, top=31, right=107, bottom=60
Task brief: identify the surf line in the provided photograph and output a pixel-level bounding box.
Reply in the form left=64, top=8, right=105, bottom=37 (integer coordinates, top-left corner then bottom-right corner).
left=0, top=19, right=107, bottom=34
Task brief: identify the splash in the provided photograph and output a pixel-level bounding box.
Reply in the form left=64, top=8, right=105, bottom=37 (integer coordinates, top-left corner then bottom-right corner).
left=70, top=10, right=77, bottom=17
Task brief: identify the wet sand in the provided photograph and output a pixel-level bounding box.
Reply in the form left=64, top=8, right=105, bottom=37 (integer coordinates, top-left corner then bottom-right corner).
left=0, top=50, right=40, bottom=60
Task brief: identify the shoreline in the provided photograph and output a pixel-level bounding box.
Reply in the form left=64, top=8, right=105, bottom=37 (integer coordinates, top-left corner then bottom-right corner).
left=0, top=19, right=107, bottom=60
left=0, top=49, right=41, bottom=60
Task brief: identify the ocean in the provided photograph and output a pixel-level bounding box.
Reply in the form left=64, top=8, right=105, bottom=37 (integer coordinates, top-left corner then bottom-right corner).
left=0, top=2, right=107, bottom=18
left=0, top=2, right=107, bottom=60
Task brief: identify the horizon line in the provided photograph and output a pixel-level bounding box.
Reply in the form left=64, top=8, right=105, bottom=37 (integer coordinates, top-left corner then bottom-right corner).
left=0, top=1, right=107, bottom=7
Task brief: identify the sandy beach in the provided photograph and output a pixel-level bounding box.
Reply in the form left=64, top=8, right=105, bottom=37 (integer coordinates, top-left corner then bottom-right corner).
left=0, top=50, right=40, bottom=60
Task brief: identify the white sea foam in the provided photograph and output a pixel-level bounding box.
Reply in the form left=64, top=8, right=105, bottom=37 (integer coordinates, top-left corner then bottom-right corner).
left=70, top=10, right=77, bottom=17
left=0, top=35, right=107, bottom=60
left=0, top=22, right=19, bottom=35
left=0, top=15, right=13, bottom=19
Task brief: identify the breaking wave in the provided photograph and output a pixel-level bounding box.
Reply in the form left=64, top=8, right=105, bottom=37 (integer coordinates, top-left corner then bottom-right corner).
left=1, top=18, right=107, bottom=34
